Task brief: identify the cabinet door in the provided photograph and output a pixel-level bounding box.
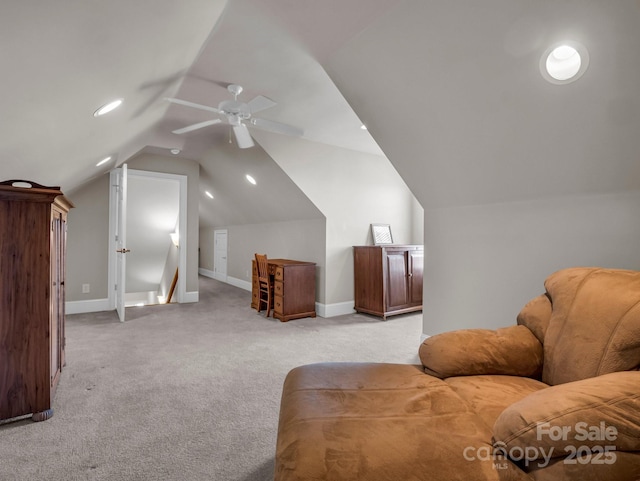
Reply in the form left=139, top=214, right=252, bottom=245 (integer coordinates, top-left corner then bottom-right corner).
left=50, top=211, right=64, bottom=390
left=408, top=249, right=424, bottom=305
left=385, top=250, right=409, bottom=310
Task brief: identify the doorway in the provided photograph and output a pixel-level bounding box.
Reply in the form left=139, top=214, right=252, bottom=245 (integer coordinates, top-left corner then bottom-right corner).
left=108, top=167, right=188, bottom=321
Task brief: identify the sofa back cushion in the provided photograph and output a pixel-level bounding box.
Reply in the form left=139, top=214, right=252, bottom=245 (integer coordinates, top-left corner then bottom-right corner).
left=542, top=267, right=640, bottom=385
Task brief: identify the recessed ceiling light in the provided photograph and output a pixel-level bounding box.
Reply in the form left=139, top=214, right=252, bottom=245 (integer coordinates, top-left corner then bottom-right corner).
left=540, top=42, right=589, bottom=85
left=170, top=148, right=181, bottom=155
left=205, top=191, right=214, bottom=199
left=246, top=174, right=256, bottom=185
left=93, top=98, right=123, bottom=117
left=96, top=156, right=112, bottom=167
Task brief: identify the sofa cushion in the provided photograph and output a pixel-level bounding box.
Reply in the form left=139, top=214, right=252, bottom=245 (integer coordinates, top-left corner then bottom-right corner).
left=445, top=375, right=548, bottom=429
left=542, top=267, right=640, bottom=385
left=275, top=363, right=531, bottom=481
left=493, top=371, right=640, bottom=461
left=419, top=325, right=543, bottom=379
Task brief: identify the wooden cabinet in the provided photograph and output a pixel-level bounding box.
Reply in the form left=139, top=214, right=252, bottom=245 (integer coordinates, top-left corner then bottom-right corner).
left=353, top=245, right=423, bottom=319
left=252, top=259, right=316, bottom=322
left=0, top=180, right=72, bottom=422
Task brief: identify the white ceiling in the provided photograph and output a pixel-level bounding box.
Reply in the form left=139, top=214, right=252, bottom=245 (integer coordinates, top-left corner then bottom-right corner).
left=324, top=0, right=640, bottom=209
left=4, top=0, right=640, bottom=216
left=0, top=0, right=398, bottom=193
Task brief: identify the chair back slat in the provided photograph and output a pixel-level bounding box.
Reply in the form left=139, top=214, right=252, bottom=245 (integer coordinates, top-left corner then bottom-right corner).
left=255, top=253, right=269, bottom=282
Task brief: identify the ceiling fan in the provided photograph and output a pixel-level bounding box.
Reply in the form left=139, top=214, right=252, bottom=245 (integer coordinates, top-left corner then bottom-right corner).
left=166, top=84, right=303, bottom=149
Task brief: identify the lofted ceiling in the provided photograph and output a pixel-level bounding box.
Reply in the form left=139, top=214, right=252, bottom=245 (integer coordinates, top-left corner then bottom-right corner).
left=3, top=0, right=640, bottom=218
left=0, top=0, right=398, bottom=194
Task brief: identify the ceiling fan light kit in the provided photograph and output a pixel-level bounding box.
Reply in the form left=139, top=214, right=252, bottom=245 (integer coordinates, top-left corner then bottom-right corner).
left=167, top=84, right=302, bottom=149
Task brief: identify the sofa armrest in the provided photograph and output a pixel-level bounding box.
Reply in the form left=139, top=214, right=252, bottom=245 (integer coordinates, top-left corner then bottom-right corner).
left=418, top=325, right=543, bottom=379
left=493, top=371, right=640, bottom=458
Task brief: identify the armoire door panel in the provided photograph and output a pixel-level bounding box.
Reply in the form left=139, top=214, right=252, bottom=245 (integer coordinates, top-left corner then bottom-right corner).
left=409, top=250, right=424, bottom=304
left=386, top=251, right=409, bottom=309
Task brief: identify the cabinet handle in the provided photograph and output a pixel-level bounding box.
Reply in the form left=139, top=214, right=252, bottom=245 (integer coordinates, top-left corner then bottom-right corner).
left=408, top=273, right=413, bottom=277
left=116, top=248, right=131, bottom=254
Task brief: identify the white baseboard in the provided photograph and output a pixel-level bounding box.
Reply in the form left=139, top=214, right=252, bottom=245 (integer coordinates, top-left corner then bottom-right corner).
left=198, top=268, right=216, bottom=279
left=66, top=298, right=110, bottom=315
left=200, top=268, right=251, bottom=291
left=183, top=291, right=199, bottom=303
left=226, top=276, right=252, bottom=292
left=66, top=292, right=199, bottom=313
left=316, top=301, right=355, bottom=318
left=199, top=268, right=246, bottom=287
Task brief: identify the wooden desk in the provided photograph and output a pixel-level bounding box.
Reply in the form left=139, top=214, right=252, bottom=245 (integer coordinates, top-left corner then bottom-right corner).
left=251, top=258, right=317, bottom=322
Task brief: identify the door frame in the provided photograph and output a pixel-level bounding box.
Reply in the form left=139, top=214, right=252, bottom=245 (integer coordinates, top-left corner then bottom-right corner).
left=108, top=168, right=188, bottom=310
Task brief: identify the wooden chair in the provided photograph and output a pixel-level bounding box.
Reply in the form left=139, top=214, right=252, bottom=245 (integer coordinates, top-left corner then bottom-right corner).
left=255, top=253, right=273, bottom=317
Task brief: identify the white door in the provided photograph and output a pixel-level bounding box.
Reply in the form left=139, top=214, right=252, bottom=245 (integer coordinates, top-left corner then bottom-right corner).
left=115, top=164, right=129, bottom=322
left=214, top=229, right=227, bottom=281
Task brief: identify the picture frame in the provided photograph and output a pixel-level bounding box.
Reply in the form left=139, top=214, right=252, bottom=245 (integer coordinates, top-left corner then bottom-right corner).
left=371, top=223, right=393, bottom=245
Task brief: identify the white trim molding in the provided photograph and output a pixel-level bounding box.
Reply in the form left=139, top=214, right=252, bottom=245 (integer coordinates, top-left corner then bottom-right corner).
left=316, top=301, right=355, bottom=318
left=183, top=291, right=199, bottom=303
left=66, top=298, right=111, bottom=315
left=199, top=270, right=252, bottom=292
left=198, top=268, right=216, bottom=279
left=226, top=276, right=252, bottom=292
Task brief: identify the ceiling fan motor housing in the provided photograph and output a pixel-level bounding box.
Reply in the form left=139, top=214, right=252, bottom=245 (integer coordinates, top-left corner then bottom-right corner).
left=218, top=99, right=251, bottom=122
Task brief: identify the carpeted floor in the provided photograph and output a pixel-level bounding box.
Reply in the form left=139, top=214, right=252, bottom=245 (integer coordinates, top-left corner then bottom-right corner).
left=0, top=276, right=422, bottom=481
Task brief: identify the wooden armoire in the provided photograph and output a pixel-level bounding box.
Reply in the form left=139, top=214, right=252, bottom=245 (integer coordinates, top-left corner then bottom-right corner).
left=353, top=245, right=424, bottom=319
left=0, top=180, right=72, bottom=422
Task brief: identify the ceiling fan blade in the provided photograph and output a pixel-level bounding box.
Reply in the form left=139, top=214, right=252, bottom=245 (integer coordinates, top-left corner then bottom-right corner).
left=250, top=117, right=303, bottom=137
left=165, top=97, right=222, bottom=114
left=172, top=119, right=221, bottom=135
left=247, top=95, right=277, bottom=114
left=232, top=124, right=255, bottom=149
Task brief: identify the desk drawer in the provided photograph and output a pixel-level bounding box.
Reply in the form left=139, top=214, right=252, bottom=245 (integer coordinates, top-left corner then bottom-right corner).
left=274, top=281, right=284, bottom=297
left=274, top=295, right=284, bottom=314
left=275, top=267, right=285, bottom=281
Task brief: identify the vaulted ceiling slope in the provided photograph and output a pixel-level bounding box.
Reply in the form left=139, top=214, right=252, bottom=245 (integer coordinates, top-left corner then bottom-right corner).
left=325, top=0, right=640, bottom=209
left=0, top=0, right=401, bottom=194
left=0, top=0, right=227, bottom=191
left=7, top=0, right=633, bottom=214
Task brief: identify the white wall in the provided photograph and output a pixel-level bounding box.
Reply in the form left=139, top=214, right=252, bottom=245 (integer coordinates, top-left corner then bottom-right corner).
left=200, top=218, right=325, bottom=295
left=423, top=192, right=640, bottom=335
left=66, top=175, right=111, bottom=301
left=253, top=132, right=423, bottom=306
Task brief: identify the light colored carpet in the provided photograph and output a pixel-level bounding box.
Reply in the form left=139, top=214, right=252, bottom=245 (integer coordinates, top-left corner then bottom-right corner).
left=0, top=276, right=422, bottom=481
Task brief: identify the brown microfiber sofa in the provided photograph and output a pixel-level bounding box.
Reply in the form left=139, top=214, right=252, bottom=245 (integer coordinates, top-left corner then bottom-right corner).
left=275, top=267, right=640, bottom=481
